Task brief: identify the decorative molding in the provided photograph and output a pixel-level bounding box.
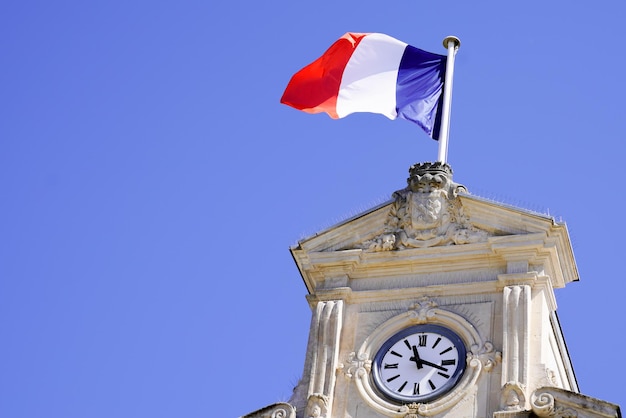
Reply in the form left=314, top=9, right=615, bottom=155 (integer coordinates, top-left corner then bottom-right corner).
left=340, top=351, right=371, bottom=380
left=542, top=367, right=560, bottom=388
left=345, top=299, right=501, bottom=417
left=469, top=341, right=501, bottom=372
left=407, top=297, right=438, bottom=323
left=530, top=387, right=621, bottom=418
left=305, top=394, right=329, bottom=418
left=501, top=285, right=531, bottom=394
left=306, top=300, right=343, bottom=416
left=531, top=391, right=577, bottom=418
left=404, top=402, right=423, bottom=418
left=501, top=382, right=526, bottom=411
left=492, top=411, right=532, bottom=418
left=240, top=402, right=296, bottom=418
left=349, top=162, right=489, bottom=252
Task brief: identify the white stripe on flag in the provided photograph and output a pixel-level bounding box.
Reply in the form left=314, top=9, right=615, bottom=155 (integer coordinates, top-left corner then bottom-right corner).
left=336, top=33, right=407, bottom=120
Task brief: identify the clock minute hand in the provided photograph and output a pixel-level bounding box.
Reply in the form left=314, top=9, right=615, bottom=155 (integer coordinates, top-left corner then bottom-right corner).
left=409, top=345, right=424, bottom=369
left=419, top=359, right=449, bottom=372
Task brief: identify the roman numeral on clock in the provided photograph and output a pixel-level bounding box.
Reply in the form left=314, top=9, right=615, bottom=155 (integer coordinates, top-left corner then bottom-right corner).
left=418, top=334, right=427, bottom=347
left=431, top=336, right=442, bottom=349
left=439, top=346, right=453, bottom=355
left=374, top=327, right=467, bottom=401
left=386, top=374, right=400, bottom=383
left=404, top=339, right=412, bottom=350
left=428, top=379, right=436, bottom=390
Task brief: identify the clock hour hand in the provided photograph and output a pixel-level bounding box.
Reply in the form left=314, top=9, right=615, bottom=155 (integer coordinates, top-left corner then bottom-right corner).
left=409, top=345, right=424, bottom=369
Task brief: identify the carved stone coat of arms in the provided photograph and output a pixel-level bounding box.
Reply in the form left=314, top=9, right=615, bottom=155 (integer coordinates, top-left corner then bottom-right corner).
left=362, top=162, right=488, bottom=252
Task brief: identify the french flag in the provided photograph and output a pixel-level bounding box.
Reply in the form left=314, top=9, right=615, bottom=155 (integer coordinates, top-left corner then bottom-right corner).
left=280, top=33, right=447, bottom=139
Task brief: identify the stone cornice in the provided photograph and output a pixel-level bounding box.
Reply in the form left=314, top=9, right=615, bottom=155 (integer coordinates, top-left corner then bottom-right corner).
left=292, top=231, right=575, bottom=295
left=530, top=387, right=621, bottom=418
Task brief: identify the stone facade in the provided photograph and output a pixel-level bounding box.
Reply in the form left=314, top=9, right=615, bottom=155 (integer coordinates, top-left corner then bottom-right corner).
left=243, top=163, right=621, bottom=418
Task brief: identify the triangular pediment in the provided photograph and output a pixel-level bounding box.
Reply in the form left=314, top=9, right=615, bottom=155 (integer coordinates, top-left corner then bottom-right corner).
left=295, top=193, right=567, bottom=253
left=291, top=164, right=578, bottom=295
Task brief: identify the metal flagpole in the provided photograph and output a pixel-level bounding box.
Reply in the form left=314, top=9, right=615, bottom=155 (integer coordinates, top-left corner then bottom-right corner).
left=437, top=36, right=461, bottom=163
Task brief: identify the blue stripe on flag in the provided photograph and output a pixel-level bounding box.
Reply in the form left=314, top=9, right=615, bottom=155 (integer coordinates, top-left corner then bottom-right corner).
left=396, top=46, right=446, bottom=139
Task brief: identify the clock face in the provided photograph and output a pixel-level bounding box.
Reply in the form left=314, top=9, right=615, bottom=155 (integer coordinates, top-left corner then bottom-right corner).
left=372, top=324, right=466, bottom=403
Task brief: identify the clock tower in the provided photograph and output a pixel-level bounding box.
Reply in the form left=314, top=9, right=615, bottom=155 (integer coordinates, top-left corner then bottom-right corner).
left=243, top=162, right=621, bottom=418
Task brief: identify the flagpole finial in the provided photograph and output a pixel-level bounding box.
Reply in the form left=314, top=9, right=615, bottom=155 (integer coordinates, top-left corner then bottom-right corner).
left=443, top=36, right=460, bottom=50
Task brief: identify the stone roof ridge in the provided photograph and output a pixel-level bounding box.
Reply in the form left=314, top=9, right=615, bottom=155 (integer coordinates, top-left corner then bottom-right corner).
left=460, top=191, right=560, bottom=224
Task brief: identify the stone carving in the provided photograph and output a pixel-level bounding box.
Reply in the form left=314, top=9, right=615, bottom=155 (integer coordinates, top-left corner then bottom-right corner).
left=241, top=402, right=296, bottom=418
left=305, top=394, right=329, bottom=418
left=363, top=162, right=488, bottom=251
left=408, top=297, right=438, bottom=323
left=367, top=233, right=396, bottom=251
left=542, top=368, right=561, bottom=388
left=347, top=301, right=503, bottom=418
left=269, top=405, right=294, bottom=418
left=501, top=382, right=526, bottom=411
left=530, top=387, right=621, bottom=418
left=531, top=391, right=577, bottom=418
left=404, top=402, right=422, bottom=418
left=306, top=301, right=342, bottom=415
left=502, top=285, right=530, bottom=388
left=469, top=341, right=502, bottom=372
left=340, top=351, right=371, bottom=379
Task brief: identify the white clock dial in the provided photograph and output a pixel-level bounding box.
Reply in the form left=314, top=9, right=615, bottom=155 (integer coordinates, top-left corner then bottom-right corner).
left=372, top=325, right=466, bottom=403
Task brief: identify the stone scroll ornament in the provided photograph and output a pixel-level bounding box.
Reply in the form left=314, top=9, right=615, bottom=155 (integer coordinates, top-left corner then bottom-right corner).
left=364, top=162, right=488, bottom=251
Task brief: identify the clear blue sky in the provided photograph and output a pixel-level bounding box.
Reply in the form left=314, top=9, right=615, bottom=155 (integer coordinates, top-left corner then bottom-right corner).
left=1, top=1, right=624, bottom=417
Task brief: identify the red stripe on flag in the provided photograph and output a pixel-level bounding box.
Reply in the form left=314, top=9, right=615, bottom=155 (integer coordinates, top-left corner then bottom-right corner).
left=280, top=33, right=368, bottom=119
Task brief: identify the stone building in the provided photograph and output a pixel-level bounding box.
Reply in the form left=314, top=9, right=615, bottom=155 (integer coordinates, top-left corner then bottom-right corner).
left=243, top=162, right=621, bottom=418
